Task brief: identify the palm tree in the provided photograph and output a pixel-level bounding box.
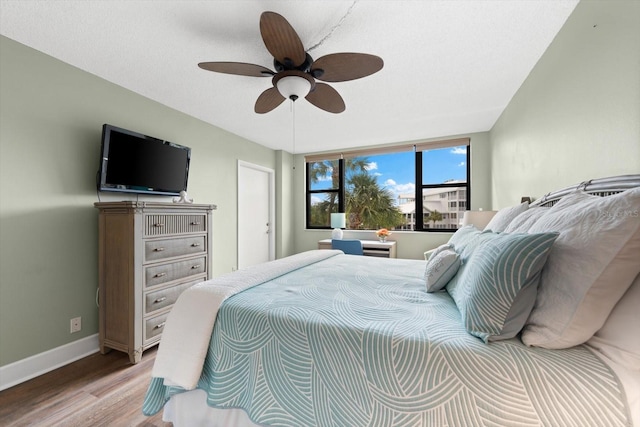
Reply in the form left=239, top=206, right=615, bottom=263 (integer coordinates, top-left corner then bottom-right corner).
left=346, top=173, right=404, bottom=230
left=308, top=156, right=403, bottom=230
left=425, top=210, right=443, bottom=228
left=308, top=157, right=370, bottom=226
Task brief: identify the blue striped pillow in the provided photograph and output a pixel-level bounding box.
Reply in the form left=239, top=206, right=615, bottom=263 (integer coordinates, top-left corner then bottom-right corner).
left=446, top=231, right=559, bottom=342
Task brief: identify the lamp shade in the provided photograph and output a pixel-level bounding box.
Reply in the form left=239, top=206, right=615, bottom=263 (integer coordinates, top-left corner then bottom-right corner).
left=461, top=210, right=497, bottom=230
left=276, top=75, right=311, bottom=100
left=331, top=213, right=346, bottom=228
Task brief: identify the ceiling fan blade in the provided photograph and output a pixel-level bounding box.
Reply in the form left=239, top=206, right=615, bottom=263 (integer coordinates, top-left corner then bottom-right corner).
left=255, top=87, right=286, bottom=114
left=260, top=12, right=306, bottom=68
left=305, top=83, right=345, bottom=114
left=310, top=53, right=384, bottom=82
left=198, top=62, right=274, bottom=77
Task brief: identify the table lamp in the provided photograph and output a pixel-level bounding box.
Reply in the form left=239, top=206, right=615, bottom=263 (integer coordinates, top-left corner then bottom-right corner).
left=461, top=209, right=497, bottom=230
left=331, top=213, right=346, bottom=240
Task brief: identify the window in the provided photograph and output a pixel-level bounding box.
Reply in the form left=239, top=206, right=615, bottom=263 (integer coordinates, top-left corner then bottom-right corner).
left=418, top=143, right=470, bottom=231
left=306, top=138, right=470, bottom=231
left=306, top=158, right=344, bottom=227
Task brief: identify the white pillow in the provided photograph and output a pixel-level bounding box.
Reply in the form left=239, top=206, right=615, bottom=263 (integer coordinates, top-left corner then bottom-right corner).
left=504, top=206, right=550, bottom=233
left=424, top=248, right=460, bottom=293
left=522, top=188, right=640, bottom=349
left=484, top=202, right=529, bottom=232
left=587, top=272, right=640, bottom=370
left=425, top=243, right=453, bottom=260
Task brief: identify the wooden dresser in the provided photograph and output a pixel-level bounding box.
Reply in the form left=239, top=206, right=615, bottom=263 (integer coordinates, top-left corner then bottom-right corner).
left=95, top=201, right=216, bottom=363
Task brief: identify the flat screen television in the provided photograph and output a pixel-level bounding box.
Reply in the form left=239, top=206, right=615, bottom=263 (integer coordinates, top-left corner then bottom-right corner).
left=97, top=124, right=191, bottom=196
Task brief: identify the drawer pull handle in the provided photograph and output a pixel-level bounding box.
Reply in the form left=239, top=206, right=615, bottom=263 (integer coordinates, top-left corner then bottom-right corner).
left=191, top=243, right=201, bottom=247
left=191, top=264, right=201, bottom=269
left=154, top=322, right=166, bottom=330
left=190, top=221, right=201, bottom=226
left=154, top=272, right=167, bottom=278
left=154, top=247, right=165, bottom=252
left=153, top=223, right=165, bottom=228
left=154, top=297, right=167, bottom=304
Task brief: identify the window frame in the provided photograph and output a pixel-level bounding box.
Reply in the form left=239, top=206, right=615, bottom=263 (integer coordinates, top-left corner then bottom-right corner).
left=305, top=138, right=470, bottom=232
left=306, top=158, right=345, bottom=229
left=415, top=143, right=471, bottom=232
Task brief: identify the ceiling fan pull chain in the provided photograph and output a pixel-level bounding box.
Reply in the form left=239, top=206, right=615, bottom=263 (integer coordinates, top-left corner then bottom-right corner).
left=291, top=100, right=297, bottom=165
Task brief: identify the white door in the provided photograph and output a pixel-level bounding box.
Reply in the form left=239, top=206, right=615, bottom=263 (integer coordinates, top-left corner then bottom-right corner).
left=237, top=161, right=275, bottom=269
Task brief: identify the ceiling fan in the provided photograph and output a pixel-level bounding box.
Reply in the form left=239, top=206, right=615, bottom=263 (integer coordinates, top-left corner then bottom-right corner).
left=198, top=11, right=383, bottom=114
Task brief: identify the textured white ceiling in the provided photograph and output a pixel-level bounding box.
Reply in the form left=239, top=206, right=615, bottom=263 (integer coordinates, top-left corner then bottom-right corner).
left=0, top=0, right=578, bottom=154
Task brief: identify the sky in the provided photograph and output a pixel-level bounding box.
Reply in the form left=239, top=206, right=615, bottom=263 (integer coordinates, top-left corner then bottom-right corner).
left=311, top=145, right=468, bottom=204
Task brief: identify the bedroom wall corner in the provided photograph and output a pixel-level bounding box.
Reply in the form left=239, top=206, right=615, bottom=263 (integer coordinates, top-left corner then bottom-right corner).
left=275, top=150, right=295, bottom=259
left=489, top=0, right=640, bottom=208
left=469, top=132, right=492, bottom=211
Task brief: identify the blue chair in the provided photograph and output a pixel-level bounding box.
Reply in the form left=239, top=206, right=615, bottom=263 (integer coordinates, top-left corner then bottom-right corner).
left=331, top=239, right=364, bottom=256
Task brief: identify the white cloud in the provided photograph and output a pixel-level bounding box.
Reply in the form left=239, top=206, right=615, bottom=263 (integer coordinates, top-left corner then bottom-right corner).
left=394, top=183, right=415, bottom=194
left=317, top=174, right=332, bottom=182
left=451, top=147, right=467, bottom=155
left=315, top=167, right=333, bottom=181
left=385, top=182, right=416, bottom=203
left=310, top=195, right=323, bottom=205
left=458, top=161, right=466, bottom=167
left=365, top=162, right=378, bottom=171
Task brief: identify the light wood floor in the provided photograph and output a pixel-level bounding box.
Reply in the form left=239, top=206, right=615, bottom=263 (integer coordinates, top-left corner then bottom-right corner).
left=0, top=347, right=171, bottom=427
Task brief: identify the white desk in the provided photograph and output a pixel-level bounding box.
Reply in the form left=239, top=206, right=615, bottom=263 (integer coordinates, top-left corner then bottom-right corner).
left=318, top=239, right=397, bottom=258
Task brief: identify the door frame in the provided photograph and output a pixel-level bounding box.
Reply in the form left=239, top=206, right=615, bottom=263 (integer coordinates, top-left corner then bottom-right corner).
left=237, top=160, right=276, bottom=268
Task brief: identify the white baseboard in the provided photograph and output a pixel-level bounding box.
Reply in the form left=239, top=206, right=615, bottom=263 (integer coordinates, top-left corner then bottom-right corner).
left=0, top=334, right=99, bottom=391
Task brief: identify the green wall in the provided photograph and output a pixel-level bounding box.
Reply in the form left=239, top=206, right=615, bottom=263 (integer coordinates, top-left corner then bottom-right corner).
left=490, top=0, right=640, bottom=207
left=0, top=36, right=283, bottom=366
left=276, top=150, right=296, bottom=258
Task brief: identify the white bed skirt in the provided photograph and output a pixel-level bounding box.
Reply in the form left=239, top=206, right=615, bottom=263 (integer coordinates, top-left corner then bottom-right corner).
left=163, top=389, right=260, bottom=427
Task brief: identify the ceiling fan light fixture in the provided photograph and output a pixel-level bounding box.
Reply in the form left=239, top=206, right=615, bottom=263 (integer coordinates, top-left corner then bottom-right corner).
left=276, top=75, right=311, bottom=101
left=200, top=11, right=382, bottom=113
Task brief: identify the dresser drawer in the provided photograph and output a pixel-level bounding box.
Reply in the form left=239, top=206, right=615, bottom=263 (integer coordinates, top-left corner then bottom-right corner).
left=145, top=236, right=206, bottom=262
left=145, top=256, right=207, bottom=287
left=144, top=214, right=207, bottom=237
left=144, top=312, right=169, bottom=343
left=144, top=280, right=200, bottom=315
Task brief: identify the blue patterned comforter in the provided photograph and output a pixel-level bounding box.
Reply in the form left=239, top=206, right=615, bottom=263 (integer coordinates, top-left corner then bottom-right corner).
left=144, top=253, right=630, bottom=426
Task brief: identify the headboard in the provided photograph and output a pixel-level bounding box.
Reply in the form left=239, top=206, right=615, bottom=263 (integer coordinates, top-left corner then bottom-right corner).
left=530, top=174, right=640, bottom=208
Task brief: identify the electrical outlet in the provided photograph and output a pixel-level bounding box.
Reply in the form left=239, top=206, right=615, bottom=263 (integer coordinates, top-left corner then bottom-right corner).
left=70, top=317, right=81, bottom=333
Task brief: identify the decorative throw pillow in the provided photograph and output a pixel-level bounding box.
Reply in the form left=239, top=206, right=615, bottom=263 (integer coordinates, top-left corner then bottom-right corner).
left=446, top=231, right=559, bottom=342
left=484, top=202, right=529, bottom=232
left=504, top=206, right=550, bottom=233
left=424, top=243, right=453, bottom=260
left=424, top=249, right=461, bottom=292
left=447, top=225, right=481, bottom=257
left=521, top=188, right=640, bottom=349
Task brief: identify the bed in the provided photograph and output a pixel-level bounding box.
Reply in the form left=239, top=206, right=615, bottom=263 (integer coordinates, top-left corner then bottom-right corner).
left=143, top=175, right=640, bottom=426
